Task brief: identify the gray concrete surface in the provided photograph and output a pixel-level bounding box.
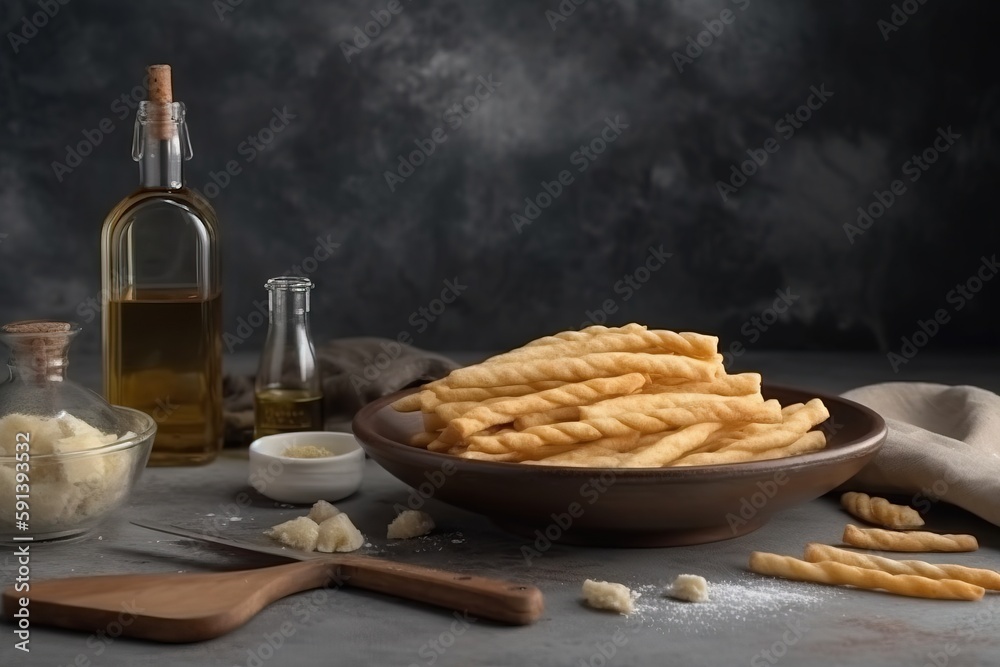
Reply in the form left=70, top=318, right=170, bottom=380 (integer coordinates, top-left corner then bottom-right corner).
left=4, top=352, right=1000, bottom=666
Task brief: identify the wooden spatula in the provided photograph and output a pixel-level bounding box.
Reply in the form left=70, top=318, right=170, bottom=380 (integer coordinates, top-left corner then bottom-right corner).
left=2, top=523, right=544, bottom=643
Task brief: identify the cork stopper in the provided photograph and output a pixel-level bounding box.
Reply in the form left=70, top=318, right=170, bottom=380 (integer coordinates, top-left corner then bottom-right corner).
left=1, top=321, right=72, bottom=335
left=148, top=64, right=173, bottom=104
left=1, top=320, right=78, bottom=383
left=146, top=64, right=176, bottom=140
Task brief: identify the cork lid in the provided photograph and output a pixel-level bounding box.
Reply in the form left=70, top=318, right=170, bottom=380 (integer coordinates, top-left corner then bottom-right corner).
left=147, top=64, right=173, bottom=104
left=145, top=64, right=177, bottom=140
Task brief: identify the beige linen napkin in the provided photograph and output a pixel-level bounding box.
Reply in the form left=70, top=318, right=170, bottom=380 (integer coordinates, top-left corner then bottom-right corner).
left=841, top=382, right=1000, bottom=528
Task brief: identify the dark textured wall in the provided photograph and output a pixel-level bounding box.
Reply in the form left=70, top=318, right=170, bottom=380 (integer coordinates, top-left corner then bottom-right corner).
left=1, top=0, right=998, bottom=356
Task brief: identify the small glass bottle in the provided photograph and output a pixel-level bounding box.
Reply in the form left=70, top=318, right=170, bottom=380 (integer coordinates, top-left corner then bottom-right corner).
left=101, top=64, right=223, bottom=466
left=254, top=277, right=323, bottom=438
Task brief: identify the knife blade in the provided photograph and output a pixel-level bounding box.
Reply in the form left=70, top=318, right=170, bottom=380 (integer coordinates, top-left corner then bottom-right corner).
left=129, top=518, right=546, bottom=625
left=131, top=519, right=326, bottom=561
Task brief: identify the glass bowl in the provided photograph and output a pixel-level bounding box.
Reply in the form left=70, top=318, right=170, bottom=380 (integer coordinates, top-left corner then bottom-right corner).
left=0, top=406, right=156, bottom=540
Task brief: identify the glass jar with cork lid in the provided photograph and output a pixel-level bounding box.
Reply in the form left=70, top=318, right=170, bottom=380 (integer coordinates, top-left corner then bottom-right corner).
left=0, top=321, right=156, bottom=539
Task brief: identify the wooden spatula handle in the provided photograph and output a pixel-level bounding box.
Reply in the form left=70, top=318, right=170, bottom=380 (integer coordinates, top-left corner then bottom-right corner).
left=332, top=554, right=544, bottom=625
left=3, top=556, right=543, bottom=643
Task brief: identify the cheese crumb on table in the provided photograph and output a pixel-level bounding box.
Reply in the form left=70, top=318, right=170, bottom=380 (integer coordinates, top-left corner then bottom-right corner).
left=317, top=513, right=365, bottom=552
left=307, top=500, right=341, bottom=524
left=582, top=579, right=637, bottom=615
left=265, top=516, right=319, bottom=552
left=282, top=444, right=333, bottom=458
left=668, top=574, right=709, bottom=602
left=387, top=510, right=435, bottom=539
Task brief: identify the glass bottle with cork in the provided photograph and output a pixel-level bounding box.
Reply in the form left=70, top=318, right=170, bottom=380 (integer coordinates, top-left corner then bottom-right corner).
left=254, top=277, right=324, bottom=438
left=101, top=64, right=223, bottom=466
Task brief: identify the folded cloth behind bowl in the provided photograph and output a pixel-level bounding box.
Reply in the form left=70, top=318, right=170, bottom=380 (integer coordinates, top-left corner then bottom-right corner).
left=223, top=337, right=458, bottom=445
left=841, top=382, right=1000, bottom=528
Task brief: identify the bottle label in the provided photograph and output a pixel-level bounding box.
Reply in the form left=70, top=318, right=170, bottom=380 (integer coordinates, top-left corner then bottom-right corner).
left=255, top=394, right=323, bottom=434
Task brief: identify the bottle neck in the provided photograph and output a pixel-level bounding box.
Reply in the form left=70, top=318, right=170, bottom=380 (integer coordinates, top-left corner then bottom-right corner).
left=269, top=289, right=311, bottom=330
left=0, top=322, right=76, bottom=385
left=133, top=101, right=191, bottom=189
left=139, top=135, right=183, bottom=188
left=12, top=349, right=69, bottom=384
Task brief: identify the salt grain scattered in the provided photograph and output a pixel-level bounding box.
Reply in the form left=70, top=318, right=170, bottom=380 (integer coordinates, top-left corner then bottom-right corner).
left=630, top=578, right=835, bottom=633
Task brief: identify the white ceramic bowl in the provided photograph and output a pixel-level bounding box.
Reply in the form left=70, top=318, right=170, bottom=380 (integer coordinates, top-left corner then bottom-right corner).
left=248, top=432, right=365, bottom=504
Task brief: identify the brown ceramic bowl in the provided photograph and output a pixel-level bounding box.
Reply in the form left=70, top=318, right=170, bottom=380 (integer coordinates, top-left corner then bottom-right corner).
left=353, top=385, right=886, bottom=547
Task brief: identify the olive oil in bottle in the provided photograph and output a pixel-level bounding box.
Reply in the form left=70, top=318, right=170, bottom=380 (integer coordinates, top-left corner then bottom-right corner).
left=254, top=277, right=324, bottom=439
left=254, top=388, right=324, bottom=438
left=102, top=65, right=223, bottom=465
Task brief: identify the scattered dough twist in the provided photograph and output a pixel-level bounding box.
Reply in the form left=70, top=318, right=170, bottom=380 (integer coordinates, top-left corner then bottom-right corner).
left=749, top=552, right=984, bottom=601
left=843, top=524, right=978, bottom=552
left=804, top=543, right=1000, bottom=590
left=841, top=492, right=924, bottom=530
